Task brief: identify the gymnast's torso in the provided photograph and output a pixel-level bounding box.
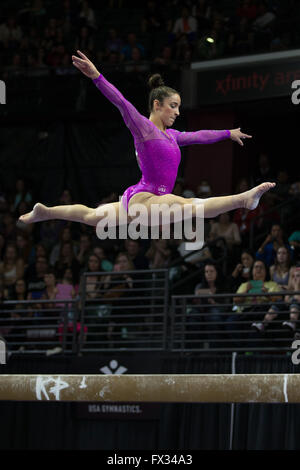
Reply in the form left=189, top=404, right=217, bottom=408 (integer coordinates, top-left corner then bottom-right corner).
left=92, top=74, right=230, bottom=211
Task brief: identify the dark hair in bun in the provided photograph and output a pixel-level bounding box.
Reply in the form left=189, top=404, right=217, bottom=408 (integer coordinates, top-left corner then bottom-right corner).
left=148, top=73, right=180, bottom=113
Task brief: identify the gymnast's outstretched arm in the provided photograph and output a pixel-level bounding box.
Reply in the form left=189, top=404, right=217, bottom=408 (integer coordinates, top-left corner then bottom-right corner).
left=72, top=50, right=152, bottom=141
left=169, top=127, right=252, bottom=146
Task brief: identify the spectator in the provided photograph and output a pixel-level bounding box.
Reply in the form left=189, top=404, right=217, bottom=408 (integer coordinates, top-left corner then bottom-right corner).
left=153, top=45, right=175, bottom=71
left=227, top=17, right=254, bottom=55
left=252, top=152, right=275, bottom=186
left=256, top=224, right=291, bottom=267
left=83, top=254, right=103, bottom=300
left=76, top=233, right=92, bottom=268
left=188, top=262, right=229, bottom=340
left=289, top=230, right=300, bottom=263
left=252, top=266, right=300, bottom=333
left=230, top=249, right=255, bottom=292
left=0, top=244, right=25, bottom=297
left=10, top=278, right=28, bottom=304
left=141, top=0, right=163, bottom=33
left=228, top=260, right=281, bottom=328
left=196, top=180, right=213, bottom=198
left=16, top=233, right=32, bottom=268
left=252, top=1, right=276, bottom=32
left=50, top=226, right=75, bottom=266
left=192, top=0, right=212, bottom=31
left=102, top=252, right=135, bottom=345
left=105, top=28, right=123, bottom=55
left=12, top=179, right=33, bottom=211
left=173, top=7, right=197, bottom=42
left=93, top=245, right=114, bottom=272
left=146, top=239, right=172, bottom=268
left=269, top=246, right=292, bottom=289
left=209, top=212, right=241, bottom=253
left=0, top=16, right=23, bottom=49
left=28, top=243, right=48, bottom=267
left=74, top=26, right=94, bottom=54
left=124, top=239, right=149, bottom=269
left=1, top=212, right=18, bottom=241
left=121, top=33, right=145, bottom=61
left=54, top=241, right=80, bottom=283
left=124, top=47, right=150, bottom=74
left=26, top=255, right=49, bottom=301
left=78, top=0, right=97, bottom=30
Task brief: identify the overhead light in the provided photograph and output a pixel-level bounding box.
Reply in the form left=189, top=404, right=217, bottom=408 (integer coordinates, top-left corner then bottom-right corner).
left=206, top=37, right=214, bottom=43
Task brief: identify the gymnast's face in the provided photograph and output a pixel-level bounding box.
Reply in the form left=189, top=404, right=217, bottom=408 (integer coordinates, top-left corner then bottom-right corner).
left=154, top=94, right=181, bottom=128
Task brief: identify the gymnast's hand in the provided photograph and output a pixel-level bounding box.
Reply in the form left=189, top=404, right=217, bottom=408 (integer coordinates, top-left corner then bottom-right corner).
left=229, top=128, right=252, bottom=146
left=72, top=50, right=100, bottom=79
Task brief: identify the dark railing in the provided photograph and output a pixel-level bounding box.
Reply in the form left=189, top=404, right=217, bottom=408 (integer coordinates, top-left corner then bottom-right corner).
left=1, top=271, right=299, bottom=355
left=0, top=299, right=79, bottom=355
left=78, top=269, right=169, bottom=352
left=170, top=291, right=300, bottom=352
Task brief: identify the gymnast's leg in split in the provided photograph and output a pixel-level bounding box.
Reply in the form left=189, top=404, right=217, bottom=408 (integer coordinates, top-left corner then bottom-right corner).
left=19, top=181, right=275, bottom=227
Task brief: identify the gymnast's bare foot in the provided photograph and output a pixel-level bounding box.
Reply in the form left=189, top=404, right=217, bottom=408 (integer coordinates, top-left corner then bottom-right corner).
left=243, top=182, right=276, bottom=210
left=19, top=203, right=49, bottom=224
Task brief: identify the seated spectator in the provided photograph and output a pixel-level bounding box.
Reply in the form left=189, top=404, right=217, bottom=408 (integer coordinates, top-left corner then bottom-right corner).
left=256, top=223, right=292, bottom=267
left=39, top=219, right=63, bottom=251
left=79, top=0, right=97, bottom=30
left=0, top=16, right=23, bottom=49
left=93, top=245, right=113, bottom=272
left=153, top=45, right=178, bottom=73
left=289, top=230, right=300, bottom=263
left=227, top=260, right=281, bottom=329
left=188, top=262, right=229, bottom=333
left=1, top=212, right=18, bottom=241
left=252, top=152, right=275, bottom=186
left=82, top=254, right=103, bottom=300
left=10, top=278, right=28, bottom=304
left=26, top=255, right=49, bottom=301
left=269, top=246, right=292, bottom=289
left=102, top=252, right=135, bottom=345
left=121, top=33, right=145, bottom=61
left=74, top=26, right=94, bottom=54
left=50, top=226, right=75, bottom=266
left=230, top=249, right=254, bottom=292
left=0, top=244, right=25, bottom=298
left=209, top=212, right=241, bottom=253
left=76, top=233, right=92, bottom=268
left=252, top=1, right=276, bottom=32
left=124, top=47, right=150, bottom=74
left=252, top=266, right=300, bottom=333
left=28, top=242, right=48, bottom=267
left=124, top=239, right=149, bottom=270
left=272, top=169, right=291, bottom=204
left=54, top=241, right=80, bottom=284
left=172, top=7, right=197, bottom=43
left=41, top=268, right=58, bottom=309
left=140, top=0, right=163, bottom=33
left=176, top=233, right=212, bottom=269
left=192, top=0, right=212, bottom=31
left=105, top=28, right=123, bottom=56
left=146, top=239, right=172, bottom=269
left=196, top=180, right=213, bottom=199
left=15, top=233, right=32, bottom=269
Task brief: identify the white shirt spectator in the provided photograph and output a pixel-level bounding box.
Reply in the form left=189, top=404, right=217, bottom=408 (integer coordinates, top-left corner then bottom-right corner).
left=252, top=11, right=276, bottom=30
left=173, top=16, right=197, bottom=34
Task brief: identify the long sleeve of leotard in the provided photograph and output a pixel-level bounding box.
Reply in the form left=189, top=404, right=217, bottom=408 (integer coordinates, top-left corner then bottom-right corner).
left=92, top=73, right=152, bottom=141
left=169, top=129, right=231, bottom=146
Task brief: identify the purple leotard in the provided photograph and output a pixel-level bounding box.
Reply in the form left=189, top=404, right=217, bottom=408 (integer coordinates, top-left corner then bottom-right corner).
left=93, top=74, right=230, bottom=211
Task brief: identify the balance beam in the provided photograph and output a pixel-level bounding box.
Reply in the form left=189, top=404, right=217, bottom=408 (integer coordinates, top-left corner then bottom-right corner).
left=0, top=374, right=298, bottom=403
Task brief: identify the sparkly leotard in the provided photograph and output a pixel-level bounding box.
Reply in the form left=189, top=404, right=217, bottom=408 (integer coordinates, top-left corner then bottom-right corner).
left=93, top=74, right=230, bottom=211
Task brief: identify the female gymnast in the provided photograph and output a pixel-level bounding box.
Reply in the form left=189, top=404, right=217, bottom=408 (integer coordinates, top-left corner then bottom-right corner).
left=20, top=50, right=275, bottom=232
